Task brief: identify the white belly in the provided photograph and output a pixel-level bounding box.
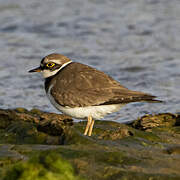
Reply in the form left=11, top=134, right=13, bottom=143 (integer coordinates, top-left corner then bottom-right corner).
left=54, top=103, right=124, bottom=120
left=47, top=85, right=125, bottom=119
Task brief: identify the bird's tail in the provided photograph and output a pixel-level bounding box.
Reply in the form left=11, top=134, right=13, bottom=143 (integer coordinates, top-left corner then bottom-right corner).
left=144, top=98, right=163, bottom=103
left=137, top=93, right=163, bottom=103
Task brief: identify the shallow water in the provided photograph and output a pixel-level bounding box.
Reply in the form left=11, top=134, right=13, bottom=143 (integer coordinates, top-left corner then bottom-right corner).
left=0, top=0, right=180, bottom=123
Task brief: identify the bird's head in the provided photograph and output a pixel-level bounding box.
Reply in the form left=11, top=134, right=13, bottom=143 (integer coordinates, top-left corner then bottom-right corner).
left=29, top=53, right=72, bottom=78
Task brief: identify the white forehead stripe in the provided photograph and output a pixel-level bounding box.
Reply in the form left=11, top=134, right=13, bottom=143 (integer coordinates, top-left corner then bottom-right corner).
left=43, top=59, right=69, bottom=64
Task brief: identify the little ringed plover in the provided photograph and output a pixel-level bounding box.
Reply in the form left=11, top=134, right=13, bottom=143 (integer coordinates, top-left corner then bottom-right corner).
left=29, top=53, right=162, bottom=136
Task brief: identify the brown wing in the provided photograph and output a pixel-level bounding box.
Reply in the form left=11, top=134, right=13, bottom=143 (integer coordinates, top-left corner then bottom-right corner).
left=50, top=62, right=160, bottom=107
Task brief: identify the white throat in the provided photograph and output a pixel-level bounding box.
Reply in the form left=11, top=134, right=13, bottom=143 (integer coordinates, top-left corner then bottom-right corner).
left=41, top=61, right=72, bottom=78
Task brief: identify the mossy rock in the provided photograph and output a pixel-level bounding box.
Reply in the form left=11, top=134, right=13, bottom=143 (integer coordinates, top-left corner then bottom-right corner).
left=3, top=151, right=84, bottom=180
left=131, top=113, right=179, bottom=131
left=0, top=108, right=180, bottom=179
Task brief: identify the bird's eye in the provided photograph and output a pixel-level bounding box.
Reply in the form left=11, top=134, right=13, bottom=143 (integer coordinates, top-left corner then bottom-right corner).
left=46, top=62, right=55, bottom=68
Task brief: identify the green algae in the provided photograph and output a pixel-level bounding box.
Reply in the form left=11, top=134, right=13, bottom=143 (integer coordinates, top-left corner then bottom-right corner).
left=1, top=144, right=180, bottom=180
left=94, top=151, right=140, bottom=166
left=132, top=129, right=161, bottom=142
left=3, top=151, right=84, bottom=180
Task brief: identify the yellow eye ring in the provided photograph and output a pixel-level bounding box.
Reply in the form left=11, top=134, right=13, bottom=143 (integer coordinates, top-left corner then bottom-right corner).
left=46, top=62, right=55, bottom=68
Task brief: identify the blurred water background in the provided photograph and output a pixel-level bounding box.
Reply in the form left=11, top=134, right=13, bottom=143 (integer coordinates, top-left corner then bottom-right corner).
left=0, top=0, right=179, bottom=123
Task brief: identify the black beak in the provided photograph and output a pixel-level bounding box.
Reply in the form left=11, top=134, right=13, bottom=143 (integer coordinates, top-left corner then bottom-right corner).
left=29, top=67, right=41, bottom=73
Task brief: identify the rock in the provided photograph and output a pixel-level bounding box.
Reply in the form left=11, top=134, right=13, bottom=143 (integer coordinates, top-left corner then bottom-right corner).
left=131, top=113, right=179, bottom=131
left=0, top=108, right=180, bottom=180
left=97, top=124, right=133, bottom=140
left=0, top=108, right=73, bottom=145
left=166, top=146, right=180, bottom=155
